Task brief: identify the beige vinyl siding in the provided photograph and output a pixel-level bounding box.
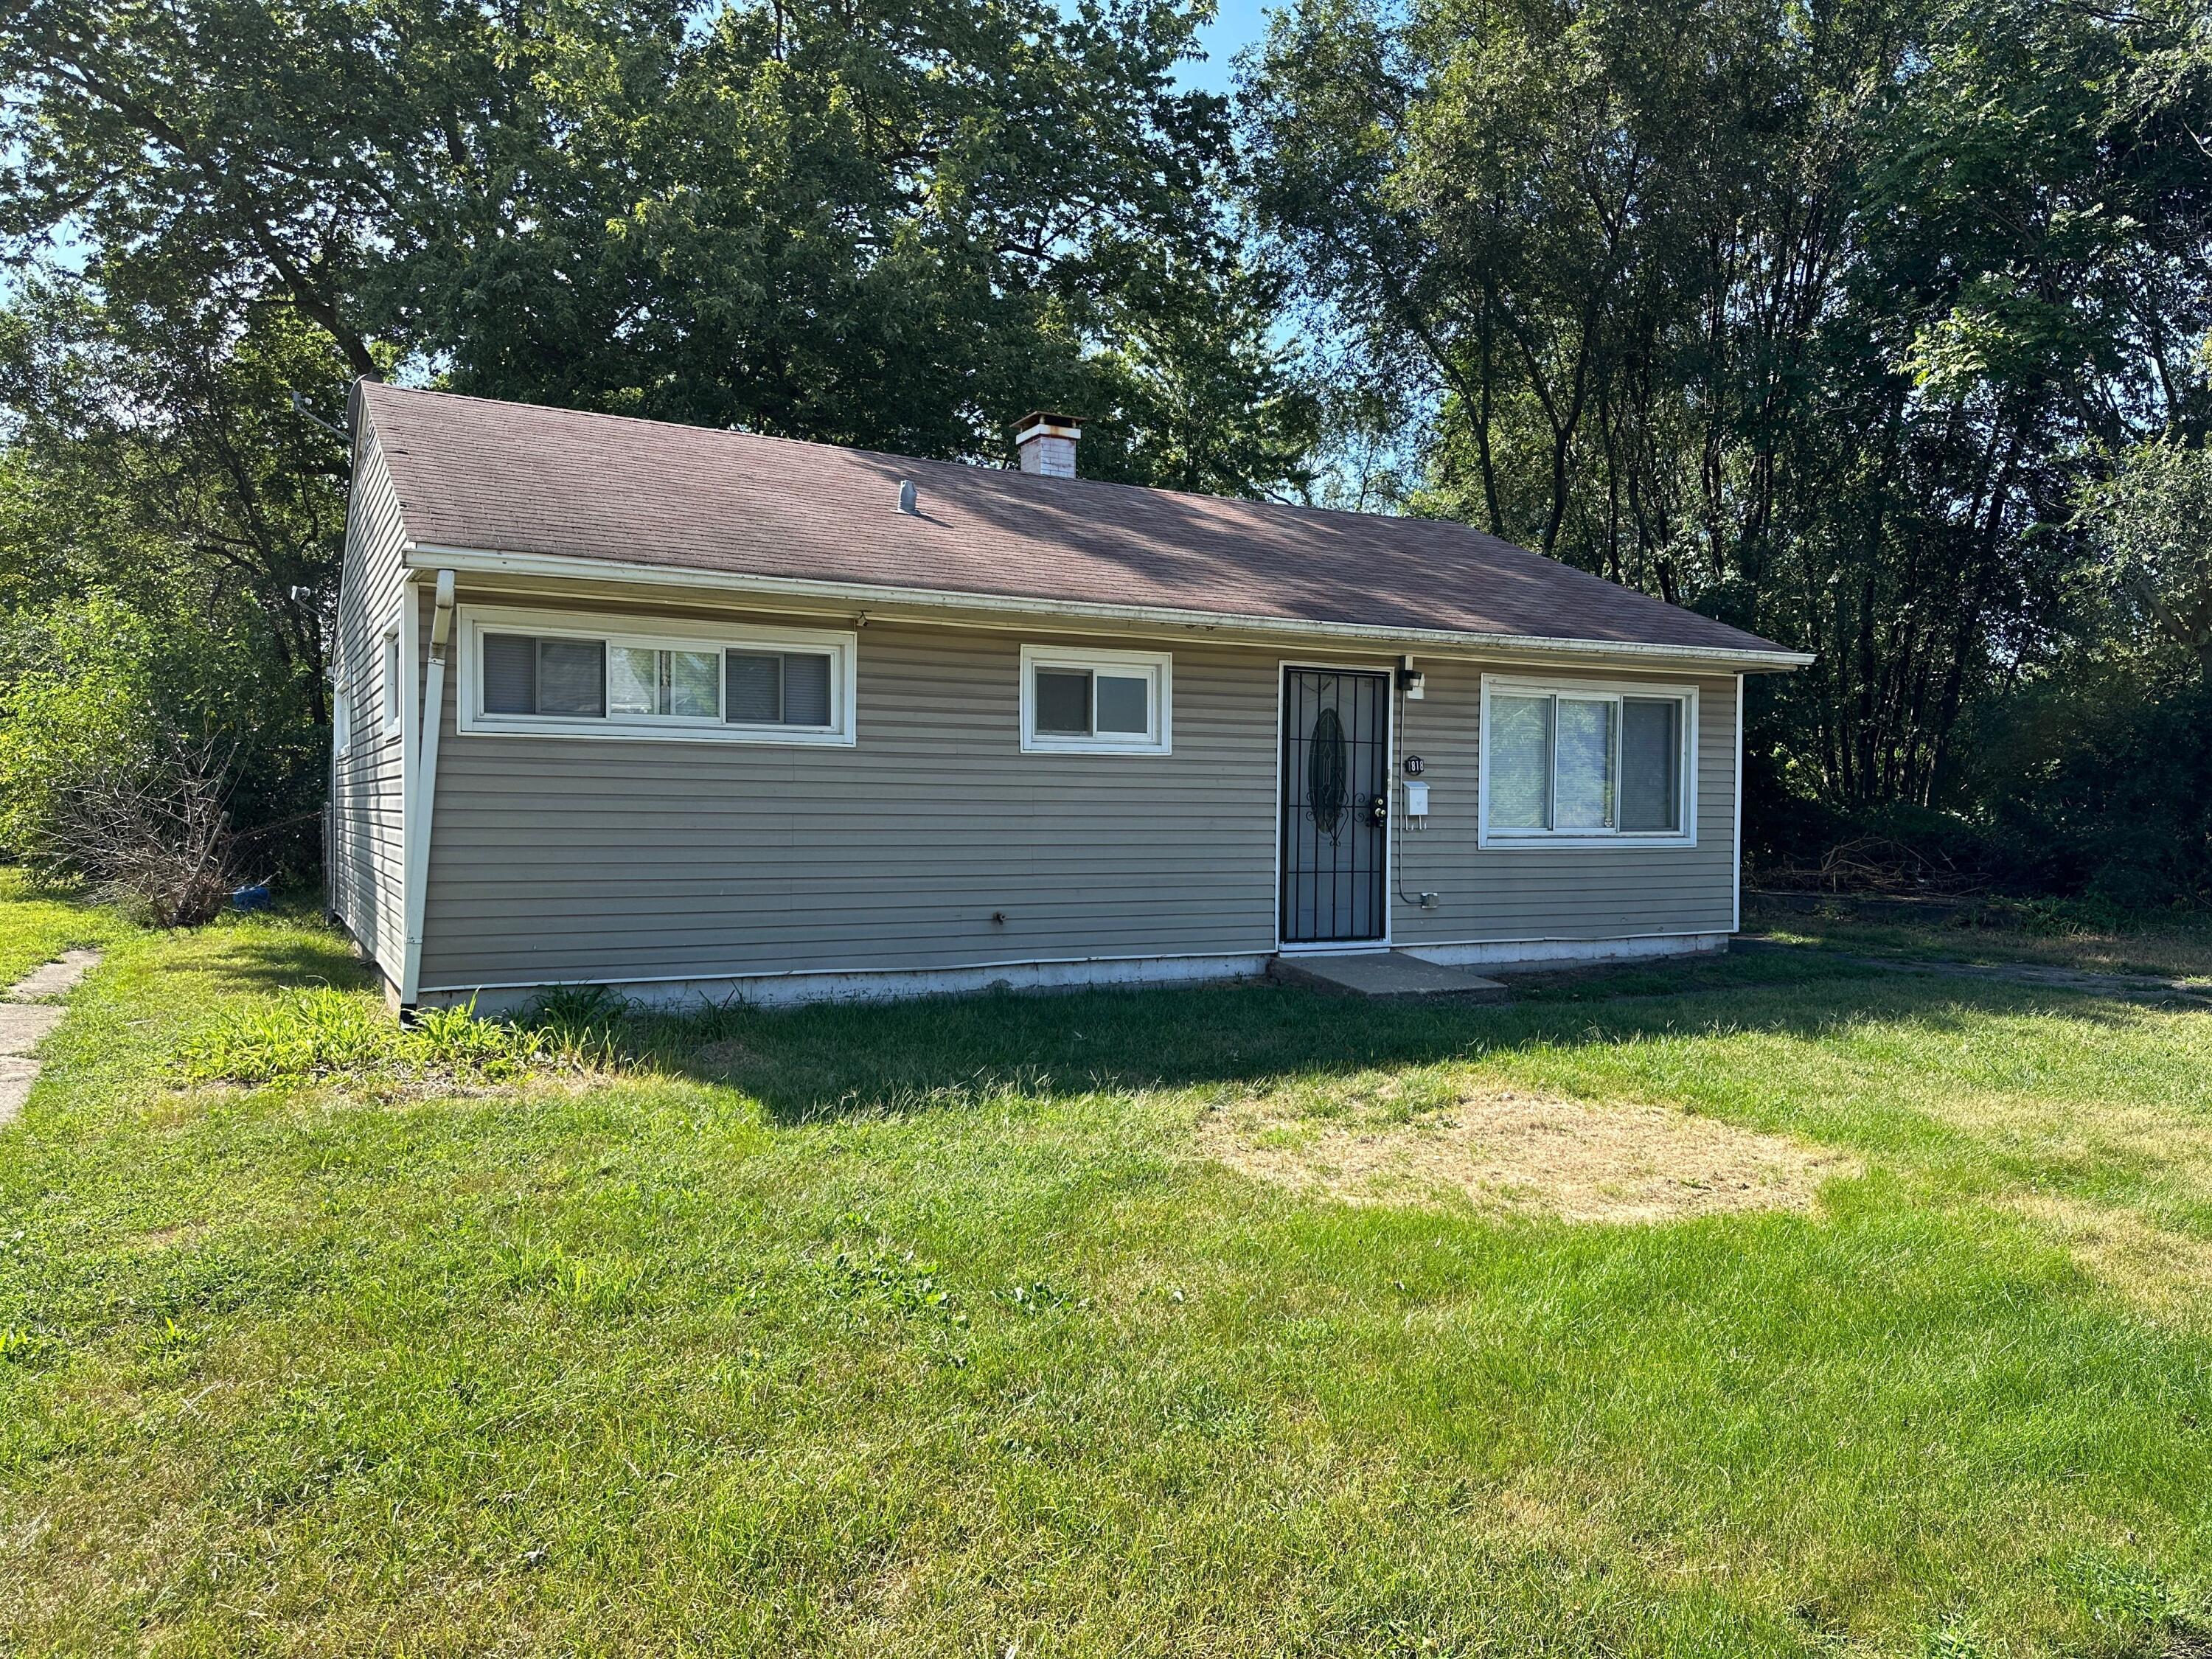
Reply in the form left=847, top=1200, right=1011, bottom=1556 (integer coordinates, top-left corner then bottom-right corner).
left=327, top=429, right=410, bottom=986
left=407, top=588, right=1744, bottom=993
left=416, top=610, right=1280, bottom=989
left=1390, top=660, right=1737, bottom=945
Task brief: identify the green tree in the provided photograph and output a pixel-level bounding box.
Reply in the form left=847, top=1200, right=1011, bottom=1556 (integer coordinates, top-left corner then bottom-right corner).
left=0, top=589, right=324, bottom=893
left=0, top=596, right=158, bottom=864
left=1244, top=0, right=2212, bottom=813
left=1, top=0, right=1321, bottom=891
left=1, top=0, right=1311, bottom=479
left=2078, top=439, right=2212, bottom=675
left=1078, top=254, right=1320, bottom=498
left=0, top=286, right=354, bottom=723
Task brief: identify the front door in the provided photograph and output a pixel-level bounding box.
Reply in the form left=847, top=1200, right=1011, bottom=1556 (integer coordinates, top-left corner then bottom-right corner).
left=1279, top=668, right=1389, bottom=945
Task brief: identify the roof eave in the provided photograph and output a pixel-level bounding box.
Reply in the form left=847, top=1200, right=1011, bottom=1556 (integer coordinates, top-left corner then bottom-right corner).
left=401, top=541, right=1816, bottom=670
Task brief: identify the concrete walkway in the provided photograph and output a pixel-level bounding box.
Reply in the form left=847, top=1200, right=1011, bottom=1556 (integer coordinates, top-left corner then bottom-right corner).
left=0, top=948, right=101, bottom=1127
left=1736, top=937, right=2212, bottom=1007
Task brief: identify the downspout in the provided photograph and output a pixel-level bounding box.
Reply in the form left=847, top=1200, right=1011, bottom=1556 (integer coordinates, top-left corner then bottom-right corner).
left=325, top=669, right=341, bottom=921
left=400, top=571, right=456, bottom=1006
left=1732, top=672, right=1745, bottom=934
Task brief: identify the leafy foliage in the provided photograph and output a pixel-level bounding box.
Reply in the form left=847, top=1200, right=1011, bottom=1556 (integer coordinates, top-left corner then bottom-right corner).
left=0, top=593, right=324, bottom=891
left=0, top=597, right=159, bottom=863
left=1963, top=650, right=2212, bottom=910
left=3, top=0, right=2211, bottom=908
left=0, top=0, right=1310, bottom=490
left=1245, top=0, right=2212, bottom=816
left=2081, top=439, right=2212, bottom=674
left=0, top=0, right=1317, bottom=898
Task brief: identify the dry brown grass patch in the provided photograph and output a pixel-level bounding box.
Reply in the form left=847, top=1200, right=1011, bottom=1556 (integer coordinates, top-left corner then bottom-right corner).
left=1199, top=1083, right=1859, bottom=1224
left=1921, top=1090, right=2212, bottom=1192
left=2007, top=1193, right=2212, bottom=1321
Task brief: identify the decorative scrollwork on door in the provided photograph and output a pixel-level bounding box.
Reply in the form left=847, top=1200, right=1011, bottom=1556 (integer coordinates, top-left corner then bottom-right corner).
left=1305, top=706, right=1348, bottom=839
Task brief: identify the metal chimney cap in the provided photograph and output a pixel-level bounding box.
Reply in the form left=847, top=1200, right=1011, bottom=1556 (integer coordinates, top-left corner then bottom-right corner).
left=897, top=478, right=918, bottom=515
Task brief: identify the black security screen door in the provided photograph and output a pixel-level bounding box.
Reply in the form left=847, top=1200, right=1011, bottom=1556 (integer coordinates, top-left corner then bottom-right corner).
left=1279, top=669, right=1389, bottom=944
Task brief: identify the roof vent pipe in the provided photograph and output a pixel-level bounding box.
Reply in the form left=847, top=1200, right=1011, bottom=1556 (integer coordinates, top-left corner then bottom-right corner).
left=897, top=479, right=918, bottom=515
left=1013, top=411, right=1083, bottom=478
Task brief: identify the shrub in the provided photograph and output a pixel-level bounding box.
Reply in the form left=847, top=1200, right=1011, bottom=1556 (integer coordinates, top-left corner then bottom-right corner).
left=38, top=736, right=240, bottom=926
left=1964, top=667, right=2212, bottom=910
left=0, top=597, right=160, bottom=864
left=0, top=594, right=324, bottom=919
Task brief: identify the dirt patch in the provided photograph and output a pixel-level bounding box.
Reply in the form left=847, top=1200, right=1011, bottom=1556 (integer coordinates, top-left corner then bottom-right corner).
left=1199, top=1085, right=1859, bottom=1224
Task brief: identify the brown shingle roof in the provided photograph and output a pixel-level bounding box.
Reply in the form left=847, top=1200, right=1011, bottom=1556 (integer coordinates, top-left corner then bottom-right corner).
left=356, top=382, right=1801, bottom=662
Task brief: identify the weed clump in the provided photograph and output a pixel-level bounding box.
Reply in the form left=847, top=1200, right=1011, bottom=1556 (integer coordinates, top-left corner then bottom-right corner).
left=178, top=987, right=619, bottom=1086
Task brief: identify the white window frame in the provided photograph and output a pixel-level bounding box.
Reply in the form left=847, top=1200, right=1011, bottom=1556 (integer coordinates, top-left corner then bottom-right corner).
left=333, top=684, right=352, bottom=760
left=1019, top=643, right=1172, bottom=756
left=380, top=624, right=403, bottom=737
left=1478, top=674, right=1698, bottom=849
left=454, top=603, right=858, bottom=746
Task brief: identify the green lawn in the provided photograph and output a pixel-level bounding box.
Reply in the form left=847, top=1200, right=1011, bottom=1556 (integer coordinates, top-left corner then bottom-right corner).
left=3, top=894, right=2211, bottom=1655
left=0, top=869, right=126, bottom=988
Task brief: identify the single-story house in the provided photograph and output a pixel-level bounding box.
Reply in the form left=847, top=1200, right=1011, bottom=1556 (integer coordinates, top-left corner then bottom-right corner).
left=329, top=383, right=1810, bottom=1011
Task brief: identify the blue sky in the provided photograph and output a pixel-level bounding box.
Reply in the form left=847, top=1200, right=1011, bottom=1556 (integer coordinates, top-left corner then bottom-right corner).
left=1174, top=0, right=1276, bottom=94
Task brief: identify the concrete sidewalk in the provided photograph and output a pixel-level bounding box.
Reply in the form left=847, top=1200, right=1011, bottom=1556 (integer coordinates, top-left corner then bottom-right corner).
left=1, top=948, right=102, bottom=1127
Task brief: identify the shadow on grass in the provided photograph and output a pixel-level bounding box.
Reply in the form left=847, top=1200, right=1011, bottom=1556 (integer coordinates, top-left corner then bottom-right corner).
left=636, top=958, right=2166, bottom=1126
left=5, top=880, right=367, bottom=1002
left=176, top=917, right=2183, bottom=1126
left=160, top=909, right=378, bottom=999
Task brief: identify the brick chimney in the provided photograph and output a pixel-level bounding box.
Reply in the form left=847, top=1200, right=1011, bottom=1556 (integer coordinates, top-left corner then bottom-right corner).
left=1013, top=411, right=1083, bottom=478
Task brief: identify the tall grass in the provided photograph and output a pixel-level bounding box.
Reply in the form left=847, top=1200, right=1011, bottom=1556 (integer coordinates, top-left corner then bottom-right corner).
left=175, top=979, right=773, bottom=1088
left=176, top=987, right=622, bottom=1085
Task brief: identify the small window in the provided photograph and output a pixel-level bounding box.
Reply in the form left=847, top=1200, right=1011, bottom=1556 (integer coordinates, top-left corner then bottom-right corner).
left=725, top=650, right=836, bottom=728
left=483, top=633, right=607, bottom=717
left=460, top=608, right=855, bottom=744
left=1619, top=698, right=1683, bottom=832
left=1487, top=694, right=1551, bottom=830
left=1034, top=669, right=1093, bottom=736
left=1020, top=645, right=1171, bottom=754
left=1554, top=698, right=1615, bottom=830
left=333, top=686, right=352, bottom=759
left=1481, top=678, right=1694, bottom=845
left=380, top=628, right=403, bottom=734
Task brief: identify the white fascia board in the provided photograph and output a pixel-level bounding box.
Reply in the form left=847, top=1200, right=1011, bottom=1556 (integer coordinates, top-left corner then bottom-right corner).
left=402, top=542, right=1818, bottom=671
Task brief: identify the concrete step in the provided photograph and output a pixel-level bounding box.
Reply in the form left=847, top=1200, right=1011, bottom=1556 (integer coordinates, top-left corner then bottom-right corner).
left=1269, top=951, right=1511, bottom=1002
